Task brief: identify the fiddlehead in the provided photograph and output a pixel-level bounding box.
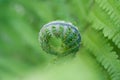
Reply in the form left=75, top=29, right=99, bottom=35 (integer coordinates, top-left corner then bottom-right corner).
left=39, top=21, right=81, bottom=56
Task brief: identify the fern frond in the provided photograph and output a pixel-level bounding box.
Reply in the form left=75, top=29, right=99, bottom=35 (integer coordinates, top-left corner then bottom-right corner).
left=90, top=0, right=120, bottom=48
left=83, top=27, right=120, bottom=80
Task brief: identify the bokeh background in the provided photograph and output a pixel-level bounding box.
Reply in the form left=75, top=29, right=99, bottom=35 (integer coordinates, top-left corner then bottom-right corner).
left=0, top=0, right=109, bottom=80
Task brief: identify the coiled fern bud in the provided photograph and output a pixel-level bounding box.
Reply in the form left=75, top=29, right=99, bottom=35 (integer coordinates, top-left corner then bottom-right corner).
left=39, top=21, right=81, bottom=56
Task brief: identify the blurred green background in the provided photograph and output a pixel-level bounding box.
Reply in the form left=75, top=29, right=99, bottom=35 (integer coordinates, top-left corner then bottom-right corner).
left=0, top=0, right=109, bottom=80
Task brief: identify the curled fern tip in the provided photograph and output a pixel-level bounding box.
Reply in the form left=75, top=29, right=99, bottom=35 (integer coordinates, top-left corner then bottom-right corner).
left=39, top=21, right=81, bottom=56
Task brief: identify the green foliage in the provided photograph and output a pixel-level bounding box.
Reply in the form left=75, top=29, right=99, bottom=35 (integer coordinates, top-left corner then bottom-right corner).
left=83, top=28, right=120, bottom=80
left=0, top=0, right=120, bottom=80
left=90, top=0, right=120, bottom=48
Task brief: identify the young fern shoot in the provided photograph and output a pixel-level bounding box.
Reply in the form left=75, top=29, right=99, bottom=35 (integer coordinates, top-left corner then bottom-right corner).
left=39, top=21, right=81, bottom=56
